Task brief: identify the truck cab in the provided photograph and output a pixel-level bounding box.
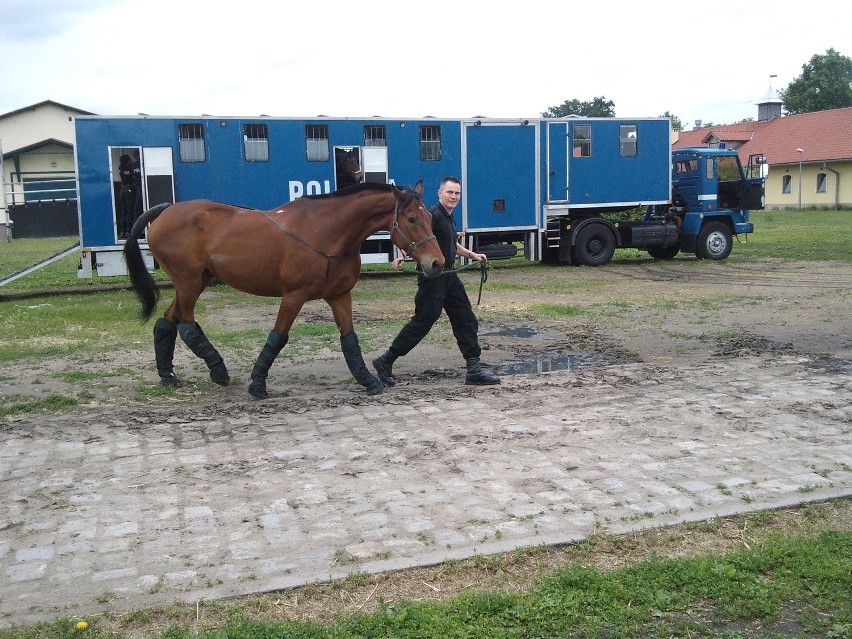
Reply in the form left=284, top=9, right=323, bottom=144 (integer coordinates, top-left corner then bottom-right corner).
left=656, top=147, right=762, bottom=259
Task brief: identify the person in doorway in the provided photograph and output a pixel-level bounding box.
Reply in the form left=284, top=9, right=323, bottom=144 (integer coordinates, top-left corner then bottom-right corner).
left=373, top=176, right=500, bottom=386
left=117, top=154, right=135, bottom=239
left=130, top=149, right=144, bottom=226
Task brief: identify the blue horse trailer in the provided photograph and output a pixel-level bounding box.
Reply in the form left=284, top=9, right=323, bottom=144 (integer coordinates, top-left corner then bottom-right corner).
left=74, top=114, right=679, bottom=276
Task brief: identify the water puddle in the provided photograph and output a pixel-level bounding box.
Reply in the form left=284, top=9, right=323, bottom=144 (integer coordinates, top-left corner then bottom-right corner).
left=498, top=350, right=626, bottom=375
left=479, top=324, right=539, bottom=338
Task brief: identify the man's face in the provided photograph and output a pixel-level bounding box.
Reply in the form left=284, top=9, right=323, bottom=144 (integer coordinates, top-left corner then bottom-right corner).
left=438, top=181, right=461, bottom=212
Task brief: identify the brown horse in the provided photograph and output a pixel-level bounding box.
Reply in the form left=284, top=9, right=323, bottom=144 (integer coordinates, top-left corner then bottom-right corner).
left=335, top=148, right=363, bottom=189
left=122, top=181, right=443, bottom=398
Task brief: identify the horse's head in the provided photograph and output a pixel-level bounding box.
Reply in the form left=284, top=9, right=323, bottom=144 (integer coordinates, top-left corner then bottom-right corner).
left=335, top=148, right=363, bottom=188
left=391, top=180, right=444, bottom=278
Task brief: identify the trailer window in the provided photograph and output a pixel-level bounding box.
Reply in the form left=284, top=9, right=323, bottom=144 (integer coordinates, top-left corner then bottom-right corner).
left=675, top=159, right=697, bottom=173
left=178, top=123, right=206, bottom=163
left=364, top=125, right=387, bottom=147
left=706, top=157, right=715, bottom=180
left=573, top=124, right=591, bottom=157
left=243, top=124, right=269, bottom=162
left=420, top=125, right=441, bottom=161
left=782, top=174, right=792, bottom=194
left=306, top=124, right=330, bottom=162
left=619, top=124, right=637, bottom=156
left=816, top=172, right=827, bottom=193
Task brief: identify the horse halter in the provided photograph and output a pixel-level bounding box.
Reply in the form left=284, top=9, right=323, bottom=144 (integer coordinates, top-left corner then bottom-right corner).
left=390, top=193, right=435, bottom=257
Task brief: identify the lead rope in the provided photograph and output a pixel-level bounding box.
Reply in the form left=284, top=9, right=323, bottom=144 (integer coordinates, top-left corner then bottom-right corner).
left=399, top=258, right=489, bottom=305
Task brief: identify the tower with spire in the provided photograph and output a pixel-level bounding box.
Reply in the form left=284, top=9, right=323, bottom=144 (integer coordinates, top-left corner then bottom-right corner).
left=757, top=74, right=783, bottom=121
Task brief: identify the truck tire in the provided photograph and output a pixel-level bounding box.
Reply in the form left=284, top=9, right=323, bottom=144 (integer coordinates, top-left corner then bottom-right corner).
left=648, top=245, right=680, bottom=260
left=477, top=243, right=518, bottom=260
left=696, top=221, right=732, bottom=260
left=574, top=223, right=616, bottom=266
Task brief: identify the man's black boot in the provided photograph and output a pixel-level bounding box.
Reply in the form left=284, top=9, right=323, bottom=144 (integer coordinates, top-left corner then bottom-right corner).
left=465, top=357, right=501, bottom=385
left=372, top=350, right=398, bottom=387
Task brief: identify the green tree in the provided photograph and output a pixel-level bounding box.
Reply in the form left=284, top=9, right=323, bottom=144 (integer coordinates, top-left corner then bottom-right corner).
left=659, top=111, right=683, bottom=131
left=541, top=96, right=615, bottom=118
left=780, top=48, right=852, bottom=114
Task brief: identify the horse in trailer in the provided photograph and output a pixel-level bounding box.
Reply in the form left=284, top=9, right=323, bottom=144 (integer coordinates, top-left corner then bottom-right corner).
left=122, top=181, right=443, bottom=398
left=335, top=148, right=363, bottom=189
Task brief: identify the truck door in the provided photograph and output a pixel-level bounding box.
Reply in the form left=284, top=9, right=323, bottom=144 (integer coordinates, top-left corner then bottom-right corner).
left=462, top=121, right=539, bottom=232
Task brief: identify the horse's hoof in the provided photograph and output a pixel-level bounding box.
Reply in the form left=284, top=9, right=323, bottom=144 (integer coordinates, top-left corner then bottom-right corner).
left=160, top=374, right=182, bottom=388
left=366, top=382, right=384, bottom=396
left=248, top=383, right=268, bottom=400
left=210, top=360, right=230, bottom=386
left=211, top=371, right=230, bottom=386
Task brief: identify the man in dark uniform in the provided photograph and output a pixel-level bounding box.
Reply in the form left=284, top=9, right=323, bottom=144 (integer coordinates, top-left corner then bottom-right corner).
left=130, top=149, right=144, bottom=226
left=373, top=176, right=500, bottom=386
left=117, top=154, right=135, bottom=239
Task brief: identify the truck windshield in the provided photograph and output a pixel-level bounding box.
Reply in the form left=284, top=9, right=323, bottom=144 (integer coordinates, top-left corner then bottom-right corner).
left=718, top=155, right=742, bottom=182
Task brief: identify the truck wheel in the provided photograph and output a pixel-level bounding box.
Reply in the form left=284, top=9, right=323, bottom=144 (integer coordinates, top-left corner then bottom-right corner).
left=574, top=223, right=616, bottom=266
left=648, top=245, right=680, bottom=260
left=696, top=221, right=732, bottom=260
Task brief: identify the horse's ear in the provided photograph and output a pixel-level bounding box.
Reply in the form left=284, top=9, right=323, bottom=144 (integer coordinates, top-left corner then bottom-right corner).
left=414, top=180, right=423, bottom=195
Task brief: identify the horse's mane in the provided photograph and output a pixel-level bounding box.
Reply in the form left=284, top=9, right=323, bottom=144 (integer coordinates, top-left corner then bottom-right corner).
left=304, top=182, right=420, bottom=201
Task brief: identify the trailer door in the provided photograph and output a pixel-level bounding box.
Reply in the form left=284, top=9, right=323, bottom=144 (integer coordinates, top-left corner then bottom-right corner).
left=142, top=147, right=175, bottom=209
left=462, top=122, right=538, bottom=232
left=546, top=121, right=569, bottom=202
left=362, top=146, right=388, bottom=184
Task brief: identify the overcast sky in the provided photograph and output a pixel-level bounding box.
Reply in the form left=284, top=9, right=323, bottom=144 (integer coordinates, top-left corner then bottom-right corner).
left=1, top=0, right=850, bottom=128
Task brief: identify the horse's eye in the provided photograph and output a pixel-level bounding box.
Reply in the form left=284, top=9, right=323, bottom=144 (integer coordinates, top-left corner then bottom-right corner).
left=407, top=216, right=416, bottom=224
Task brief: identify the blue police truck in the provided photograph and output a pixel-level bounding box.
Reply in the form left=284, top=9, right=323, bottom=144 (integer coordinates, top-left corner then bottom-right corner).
left=73, top=114, right=762, bottom=276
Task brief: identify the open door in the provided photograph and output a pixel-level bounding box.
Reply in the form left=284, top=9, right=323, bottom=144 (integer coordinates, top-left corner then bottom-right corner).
left=361, top=147, right=388, bottom=184
left=109, top=146, right=174, bottom=242
left=142, top=147, right=175, bottom=210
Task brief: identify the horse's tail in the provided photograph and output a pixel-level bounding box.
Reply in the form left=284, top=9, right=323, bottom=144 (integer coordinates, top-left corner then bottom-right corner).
left=123, top=203, right=171, bottom=322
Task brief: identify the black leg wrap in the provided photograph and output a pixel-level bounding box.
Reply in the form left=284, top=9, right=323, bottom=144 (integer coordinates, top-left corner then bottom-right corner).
left=153, top=318, right=181, bottom=387
left=341, top=333, right=384, bottom=395
left=465, top=357, right=501, bottom=385
left=249, top=331, right=288, bottom=399
left=177, top=322, right=230, bottom=386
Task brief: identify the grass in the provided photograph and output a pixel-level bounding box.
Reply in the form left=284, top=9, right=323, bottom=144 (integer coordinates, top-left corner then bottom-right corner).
left=736, top=209, right=852, bottom=263
left=0, top=210, right=849, bottom=293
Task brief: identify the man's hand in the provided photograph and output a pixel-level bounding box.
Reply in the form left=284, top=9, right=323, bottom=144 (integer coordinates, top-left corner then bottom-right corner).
left=469, top=251, right=487, bottom=262
left=392, top=255, right=406, bottom=270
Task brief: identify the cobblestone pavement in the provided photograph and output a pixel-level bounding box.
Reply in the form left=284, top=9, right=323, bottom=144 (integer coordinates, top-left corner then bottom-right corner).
left=2, top=353, right=850, bottom=628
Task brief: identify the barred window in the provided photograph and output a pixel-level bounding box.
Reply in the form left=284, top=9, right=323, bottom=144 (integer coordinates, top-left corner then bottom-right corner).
left=178, top=123, right=206, bottom=162
left=244, top=124, right=269, bottom=162
left=782, top=174, right=792, bottom=194
left=420, top=125, right=441, bottom=161
left=816, top=172, right=827, bottom=193
left=306, top=124, right=329, bottom=161
left=364, top=125, right=387, bottom=147
left=573, top=124, right=591, bottom=157
left=619, top=124, right=637, bottom=157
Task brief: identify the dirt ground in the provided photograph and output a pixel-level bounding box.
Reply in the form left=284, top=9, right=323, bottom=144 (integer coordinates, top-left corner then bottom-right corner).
left=1, top=256, right=851, bottom=631
left=3, top=256, right=850, bottom=407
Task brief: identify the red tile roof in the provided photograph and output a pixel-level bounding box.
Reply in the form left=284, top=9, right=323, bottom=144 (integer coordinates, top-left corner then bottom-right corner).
left=673, top=106, right=852, bottom=165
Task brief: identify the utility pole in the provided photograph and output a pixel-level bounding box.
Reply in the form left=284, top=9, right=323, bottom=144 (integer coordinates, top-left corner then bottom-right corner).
left=796, top=148, right=804, bottom=209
